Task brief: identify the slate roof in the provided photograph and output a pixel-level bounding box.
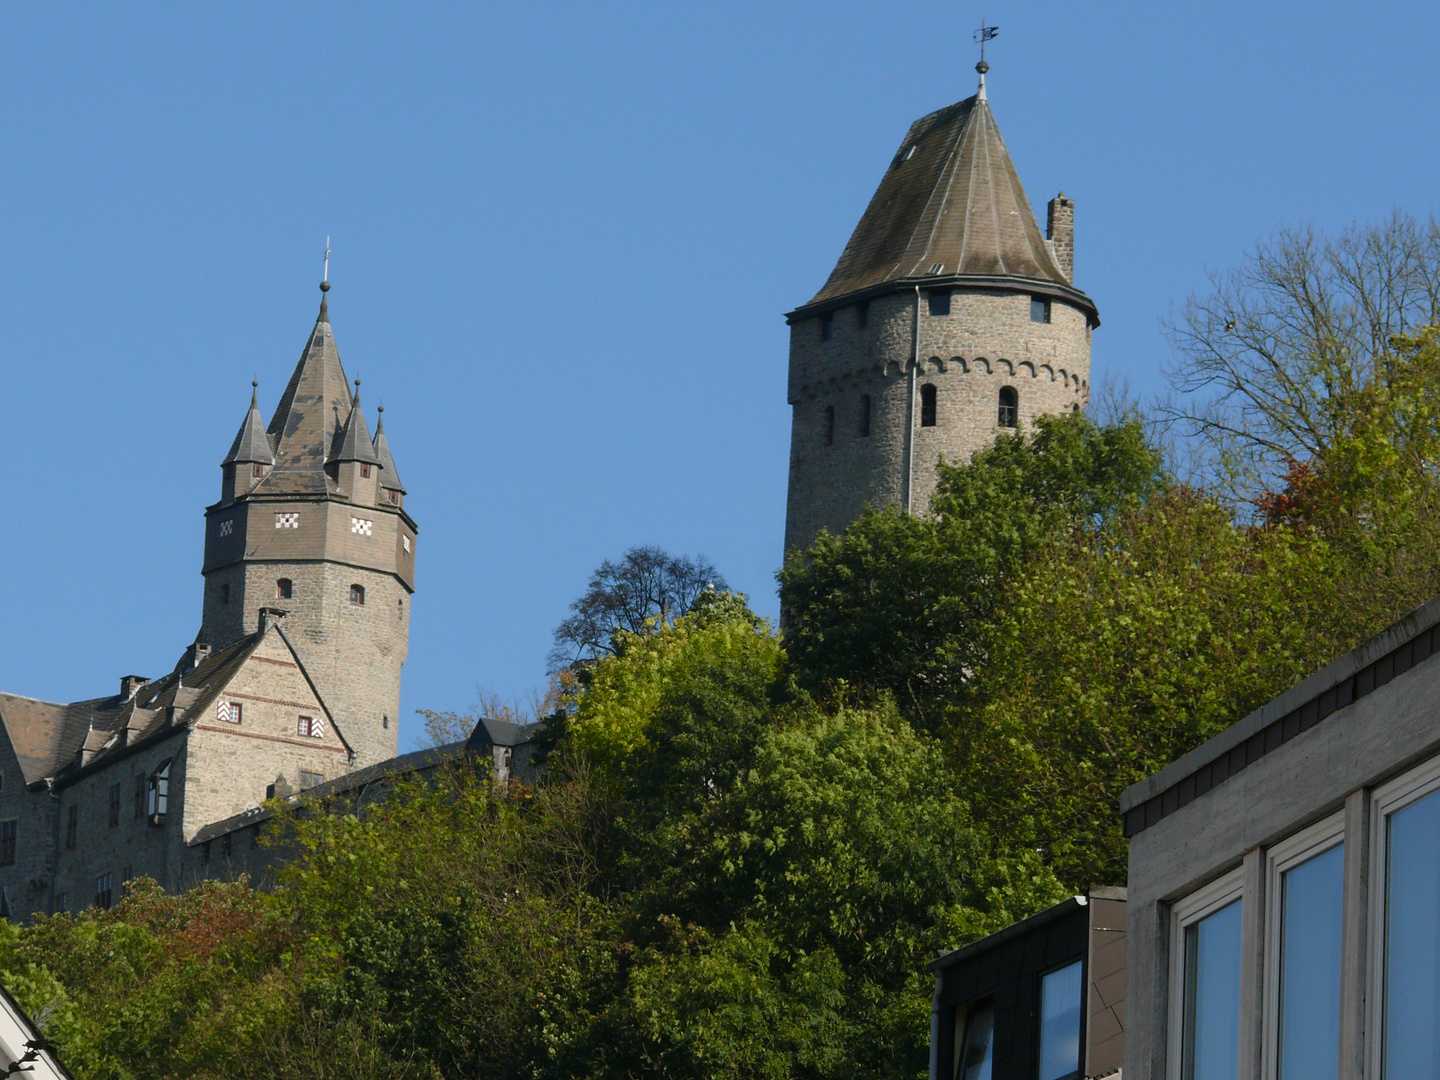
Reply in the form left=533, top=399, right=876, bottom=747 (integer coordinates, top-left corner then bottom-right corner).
left=466, top=717, right=538, bottom=750
left=222, top=386, right=276, bottom=466
left=260, top=290, right=354, bottom=495
left=373, top=408, right=405, bottom=493
left=803, top=78, right=1094, bottom=318
left=0, top=625, right=345, bottom=788
left=332, top=387, right=381, bottom=465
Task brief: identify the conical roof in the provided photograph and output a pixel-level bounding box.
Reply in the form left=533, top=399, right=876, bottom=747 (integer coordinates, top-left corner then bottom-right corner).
left=806, top=79, right=1083, bottom=309
left=221, top=385, right=275, bottom=466
left=333, top=385, right=381, bottom=465
left=373, top=408, right=405, bottom=493
left=261, top=287, right=354, bottom=493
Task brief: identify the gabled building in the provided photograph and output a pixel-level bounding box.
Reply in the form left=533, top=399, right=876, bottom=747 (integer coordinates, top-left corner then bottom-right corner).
left=0, top=280, right=416, bottom=919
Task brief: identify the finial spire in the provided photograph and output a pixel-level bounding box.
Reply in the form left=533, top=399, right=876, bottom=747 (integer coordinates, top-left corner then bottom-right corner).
left=974, top=20, right=997, bottom=99
left=323, top=236, right=331, bottom=285
left=250, top=379, right=259, bottom=406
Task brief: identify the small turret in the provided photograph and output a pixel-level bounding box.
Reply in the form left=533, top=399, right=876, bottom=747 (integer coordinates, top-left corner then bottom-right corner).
left=373, top=405, right=406, bottom=509
left=220, top=382, right=275, bottom=502
left=331, top=380, right=382, bottom=503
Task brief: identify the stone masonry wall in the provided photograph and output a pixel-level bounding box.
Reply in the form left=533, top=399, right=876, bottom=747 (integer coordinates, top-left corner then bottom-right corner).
left=784, top=287, right=1091, bottom=552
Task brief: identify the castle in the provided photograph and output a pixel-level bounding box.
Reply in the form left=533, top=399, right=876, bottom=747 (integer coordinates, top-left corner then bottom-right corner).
left=784, top=63, right=1098, bottom=551
left=0, top=282, right=421, bottom=919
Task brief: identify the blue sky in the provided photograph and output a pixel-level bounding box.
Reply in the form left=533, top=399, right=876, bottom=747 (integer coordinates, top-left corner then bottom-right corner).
left=3, top=2, right=1438, bottom=748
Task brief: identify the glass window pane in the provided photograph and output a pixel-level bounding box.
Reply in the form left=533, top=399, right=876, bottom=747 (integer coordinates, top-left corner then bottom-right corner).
left=1039, top=960, right=1083, bottom=1079
left=1277, top=842, right=1344, bottom=1079
left=1183, top=898, right=1242, bottom=1080
left=954, top=1000, right=993, bottom=1080
left=1384, top=787, right=1440, bottom=1078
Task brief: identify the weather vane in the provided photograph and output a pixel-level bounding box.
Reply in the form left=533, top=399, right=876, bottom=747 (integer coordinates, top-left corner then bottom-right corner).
left=323, top=236, right=331, bottom=285
left=974, top=20, right=998, bottom=71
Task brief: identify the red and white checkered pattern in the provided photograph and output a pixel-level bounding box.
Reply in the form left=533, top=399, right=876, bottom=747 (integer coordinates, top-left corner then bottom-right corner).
left=275, top=513, right=300, bottom=529
left=350, top=517, right=373, bottom=536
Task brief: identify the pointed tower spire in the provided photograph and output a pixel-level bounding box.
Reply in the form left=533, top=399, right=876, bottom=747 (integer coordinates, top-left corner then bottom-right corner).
left=334, top=380, right=381, bottom=465
left=222, top=381, right=275, bottom=467
left=373, top=404, right=406, bottom=496
left=265, top=281, right=352, bottom=490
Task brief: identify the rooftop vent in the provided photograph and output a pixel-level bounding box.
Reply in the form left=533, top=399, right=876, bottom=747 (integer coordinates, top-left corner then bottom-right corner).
left=929, top=262, right=945, bottom=275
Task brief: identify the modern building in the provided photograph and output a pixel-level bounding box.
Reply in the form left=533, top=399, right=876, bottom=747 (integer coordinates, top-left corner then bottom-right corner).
left=783, top=61, right=1098, bottom=552
left=929, top=889, right=1126, bottom=1080
left=1121, top=594, right=1440, bottom=1079
left=0, top=281, right=418, bottom=919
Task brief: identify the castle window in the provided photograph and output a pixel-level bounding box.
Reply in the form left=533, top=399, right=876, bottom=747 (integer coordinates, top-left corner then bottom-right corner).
left=349, top=584, right=365, bottom=605
left=276, top=578, right=292, bottom=599
left=403, top=535, right=411, bottom=554
left=920, top=384, right=937, bottom=427
left=300, top=770, right=324, bottom=790
left=1030, top=297, right=1052, bottom=323
left=856, top=303, right=869, bottom=329
left=147, top=760, right=170, bottom=826
left=819, top=313, right=832, bottom=342
left=252, top=463, right=264, bottom=478
left=122, top=865, right=132, bottom=884
left=928, top=291, right=951, bottom=317
left=998, top=386, right=1019, bottom=428
left=217, top=700, right=242, bottom=724
left=95, top=872, right=113, bottom=910
left=108, top=782, right=121, bottom=828
left=0, top=821, right=15, bottom=867
left=388, top=490, right=400, bottom=505
left=222, top=832, right=231, bottom=858
left=65, top=805, right=77, bottom=849
left=360, top=463, right=372, bottom=478
left=219, top=584, right=230, bottom=605
left=859, top=395, right=871, bottom=438
left=297, top=716, right=325, bottom=739
left=134, top=774, right=145, bottom=819
left=824, top=405, right=835, bottom=446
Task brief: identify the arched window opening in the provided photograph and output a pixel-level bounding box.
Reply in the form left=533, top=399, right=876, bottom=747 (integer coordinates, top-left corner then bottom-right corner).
left=920, top=384, right=937, bottom=427
left=859, top=395, right=872, bottom=438
left=219, top=584, right=230, bottom=605
left=276, top=578, right=292, bottom=600
left=998, top=386, right=1019, bottom=428
left=350, top=583, right=365, bottom=605
left=824, top=405, right=835, bottom=446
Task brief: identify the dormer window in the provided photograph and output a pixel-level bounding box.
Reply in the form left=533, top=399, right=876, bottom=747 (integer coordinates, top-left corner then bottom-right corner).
left=360, top=463, right=372, bottom=478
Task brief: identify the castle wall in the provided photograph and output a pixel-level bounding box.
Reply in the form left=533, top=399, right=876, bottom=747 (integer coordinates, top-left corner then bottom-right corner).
left=784, top=287, right=1091, bottom=551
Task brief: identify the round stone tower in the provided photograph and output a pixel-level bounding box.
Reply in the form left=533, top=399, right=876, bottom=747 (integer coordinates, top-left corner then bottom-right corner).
left=200, top=282, right=416, bottom=767
left=784, top=68, right=1099, bottom=553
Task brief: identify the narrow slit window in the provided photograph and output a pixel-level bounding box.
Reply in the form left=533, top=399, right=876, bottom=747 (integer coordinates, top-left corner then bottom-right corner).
left=251, top=463, right=264, bottom=478
left=824, top=405, right=835, bottom=446
left=360, top=463, right=372, bottom=478
left=66, top=805, right=77, bottom=849
left=859, top=395, right=871, bottom=438
left=998, top=386, right=1018, bottom=428
left=276, top=578, right=292, bottom=599
left=855, top=302, right=869, bottom=329
left=108, top=782, right=121, bottom=828
left=219, top=583, right=230, bottom=605
left=0, top=821, right=16, bottom=867
left=819, top=313, right=832, bottom=342
left=928, top=291, right=951, bottom=317
left=134, top=774, right=145, bottom=819
left=920, top=384, right=937, bottom=427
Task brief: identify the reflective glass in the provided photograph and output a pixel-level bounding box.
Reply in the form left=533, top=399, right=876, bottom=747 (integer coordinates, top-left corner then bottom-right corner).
left=1276, top=842, right=1344, bottom=1080
left=954, top=1000, right=993, bottom=1080
left=1039, top=960, right=1083, bottom=1080
left=1384, top=787, right=1440, bottom=1078
left=1182, top=898, right=1242, bottom=1080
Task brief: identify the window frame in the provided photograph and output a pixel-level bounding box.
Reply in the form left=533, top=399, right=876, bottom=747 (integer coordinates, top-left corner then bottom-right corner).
left=928, top=290, right=951, bottom=317
left=859, top=394, right=871, bottom=438
left=276, top=578, right=292, bottom=599
left=95, top=872, right=113, bottom=910
left=147, top=759, right=171, bottom=826
left=998, top=385, right=1019, bottom=428
left=0, top=820, right=16, bottom=867
left=920, top=383, right=937, bottom=427
left=108, top=781, right=122, bottom=828
left=951, top=996, right=996, bottom=1080
left=65, top=804, right=77, bottom=849
left=1031, top=296, right=1053, bottom=324
left=1166, top=865, right=1246, bottom=1080
left=1367, top=752, right=1440, bottom=1080
left=1262, top=810, right=1345, bottom=1080
left=1037, top=957, right=1086, bottom=1080
left=349, top=583, right=365, bottom=605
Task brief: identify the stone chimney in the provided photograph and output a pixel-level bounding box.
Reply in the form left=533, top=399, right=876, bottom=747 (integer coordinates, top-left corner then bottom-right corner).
left=258, top=607, right=288, bottom=634
left=1047, top=193, right=1075, bottom=283
left=120, top=675, right=149, bottom=701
